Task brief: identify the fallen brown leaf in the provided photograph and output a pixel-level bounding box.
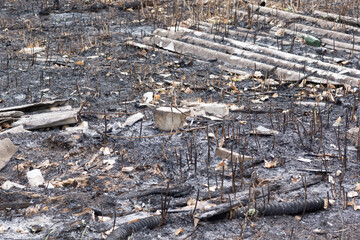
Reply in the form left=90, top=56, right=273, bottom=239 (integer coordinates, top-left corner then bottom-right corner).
left=264, top=159, right=278, bottom=168
left=175, top=228, right=184, bottom=236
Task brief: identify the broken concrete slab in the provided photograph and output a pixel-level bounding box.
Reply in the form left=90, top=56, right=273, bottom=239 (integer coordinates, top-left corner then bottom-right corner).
left=215, top=147, right=252, bottom=161
left=12, top=108, right=79, bottom=130
left=0, top=138, right=17, bottom=171
left=154, top=107, right=190, bottom=131
left=250, top=126, right=280, bottom=136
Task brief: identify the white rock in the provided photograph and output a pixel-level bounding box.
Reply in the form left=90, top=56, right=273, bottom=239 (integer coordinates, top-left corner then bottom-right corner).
left=1, top=180, right=26, bottom=190
left=142, top=92, right=153, bottom=104
left=154, top=107, right=190, bottom=131
left=101, top=147, right=111, bottom=155
left=26, top=169, right=45, bottom=187
left=182, top=102, right=229, bottom=117
left=347, top=191, right=358, bottom=198
left=104, top=158, right=116, bottom=165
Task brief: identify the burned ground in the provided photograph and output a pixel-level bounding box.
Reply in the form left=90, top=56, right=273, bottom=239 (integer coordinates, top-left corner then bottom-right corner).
left=1, top=0, right=360, bottom=239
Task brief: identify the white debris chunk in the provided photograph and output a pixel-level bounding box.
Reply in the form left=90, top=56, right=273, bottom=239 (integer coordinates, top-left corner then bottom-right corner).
left=142, top=92, right=153, bottom=104
left=65, top=121, right=89, bottom=133
left=250, top=126, right=280, bottom=136
left=182, top=101, right=229, bottom=117
left=26, top=169, right=45, bottom=187
left=101, top=147, right=111, bottom=155
left=19, top=46, right=46, bottom=54
left=119, top=113, right=144, bottom=128
left=215, top=147, right=252, bottom=161
left=1, top=180, right=26, bottom=190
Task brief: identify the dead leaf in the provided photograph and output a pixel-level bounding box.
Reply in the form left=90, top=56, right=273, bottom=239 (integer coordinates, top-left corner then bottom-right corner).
left=128, top=218, right=139, bottom=224
left=347, top=191, right=359, bottom=198
left=215, top=159, right=228, bottom=171
left=75, top=60, right=84, bottom=66
left=275, top=28, right=285, bottom=37
left=25, top=205, right=40, bottom=217
left=355, top=183, right=360, bottom=191
left=187, top=198, right=196, bottom=206
left=333, top=116, right=342, bottom=127
left=272, top=93, right=278, bottom=98
left=291, top=176, right=300, bottom=184
left=154, top=94, right=161, bottom=101
left=347, top=198, right=355, bottom=206
left=140, top=49, right=147, bottom=56
left=339, top=60, right=351, bottom=66
left=175, top=228, right=184, bottom=236
left=238, top=120, right=247, bottom=125
left=229, top=83, right=238, bottom=91
left=1, top=122, right=11, bottom=128
left=61, top=177, right=88, bottom=188
left=184, top=87, right=193, bottom=93
left=73, top=207, right=93, bottom=217
left=264, top=159, right=278, bottom=168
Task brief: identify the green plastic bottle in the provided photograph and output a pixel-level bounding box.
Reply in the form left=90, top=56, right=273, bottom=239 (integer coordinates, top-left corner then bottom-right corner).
left=301, top=35, right=322, bottom=47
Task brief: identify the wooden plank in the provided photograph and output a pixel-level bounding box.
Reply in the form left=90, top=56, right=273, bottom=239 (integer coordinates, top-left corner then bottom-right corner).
left=12, top=108, right=79, bottom=130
